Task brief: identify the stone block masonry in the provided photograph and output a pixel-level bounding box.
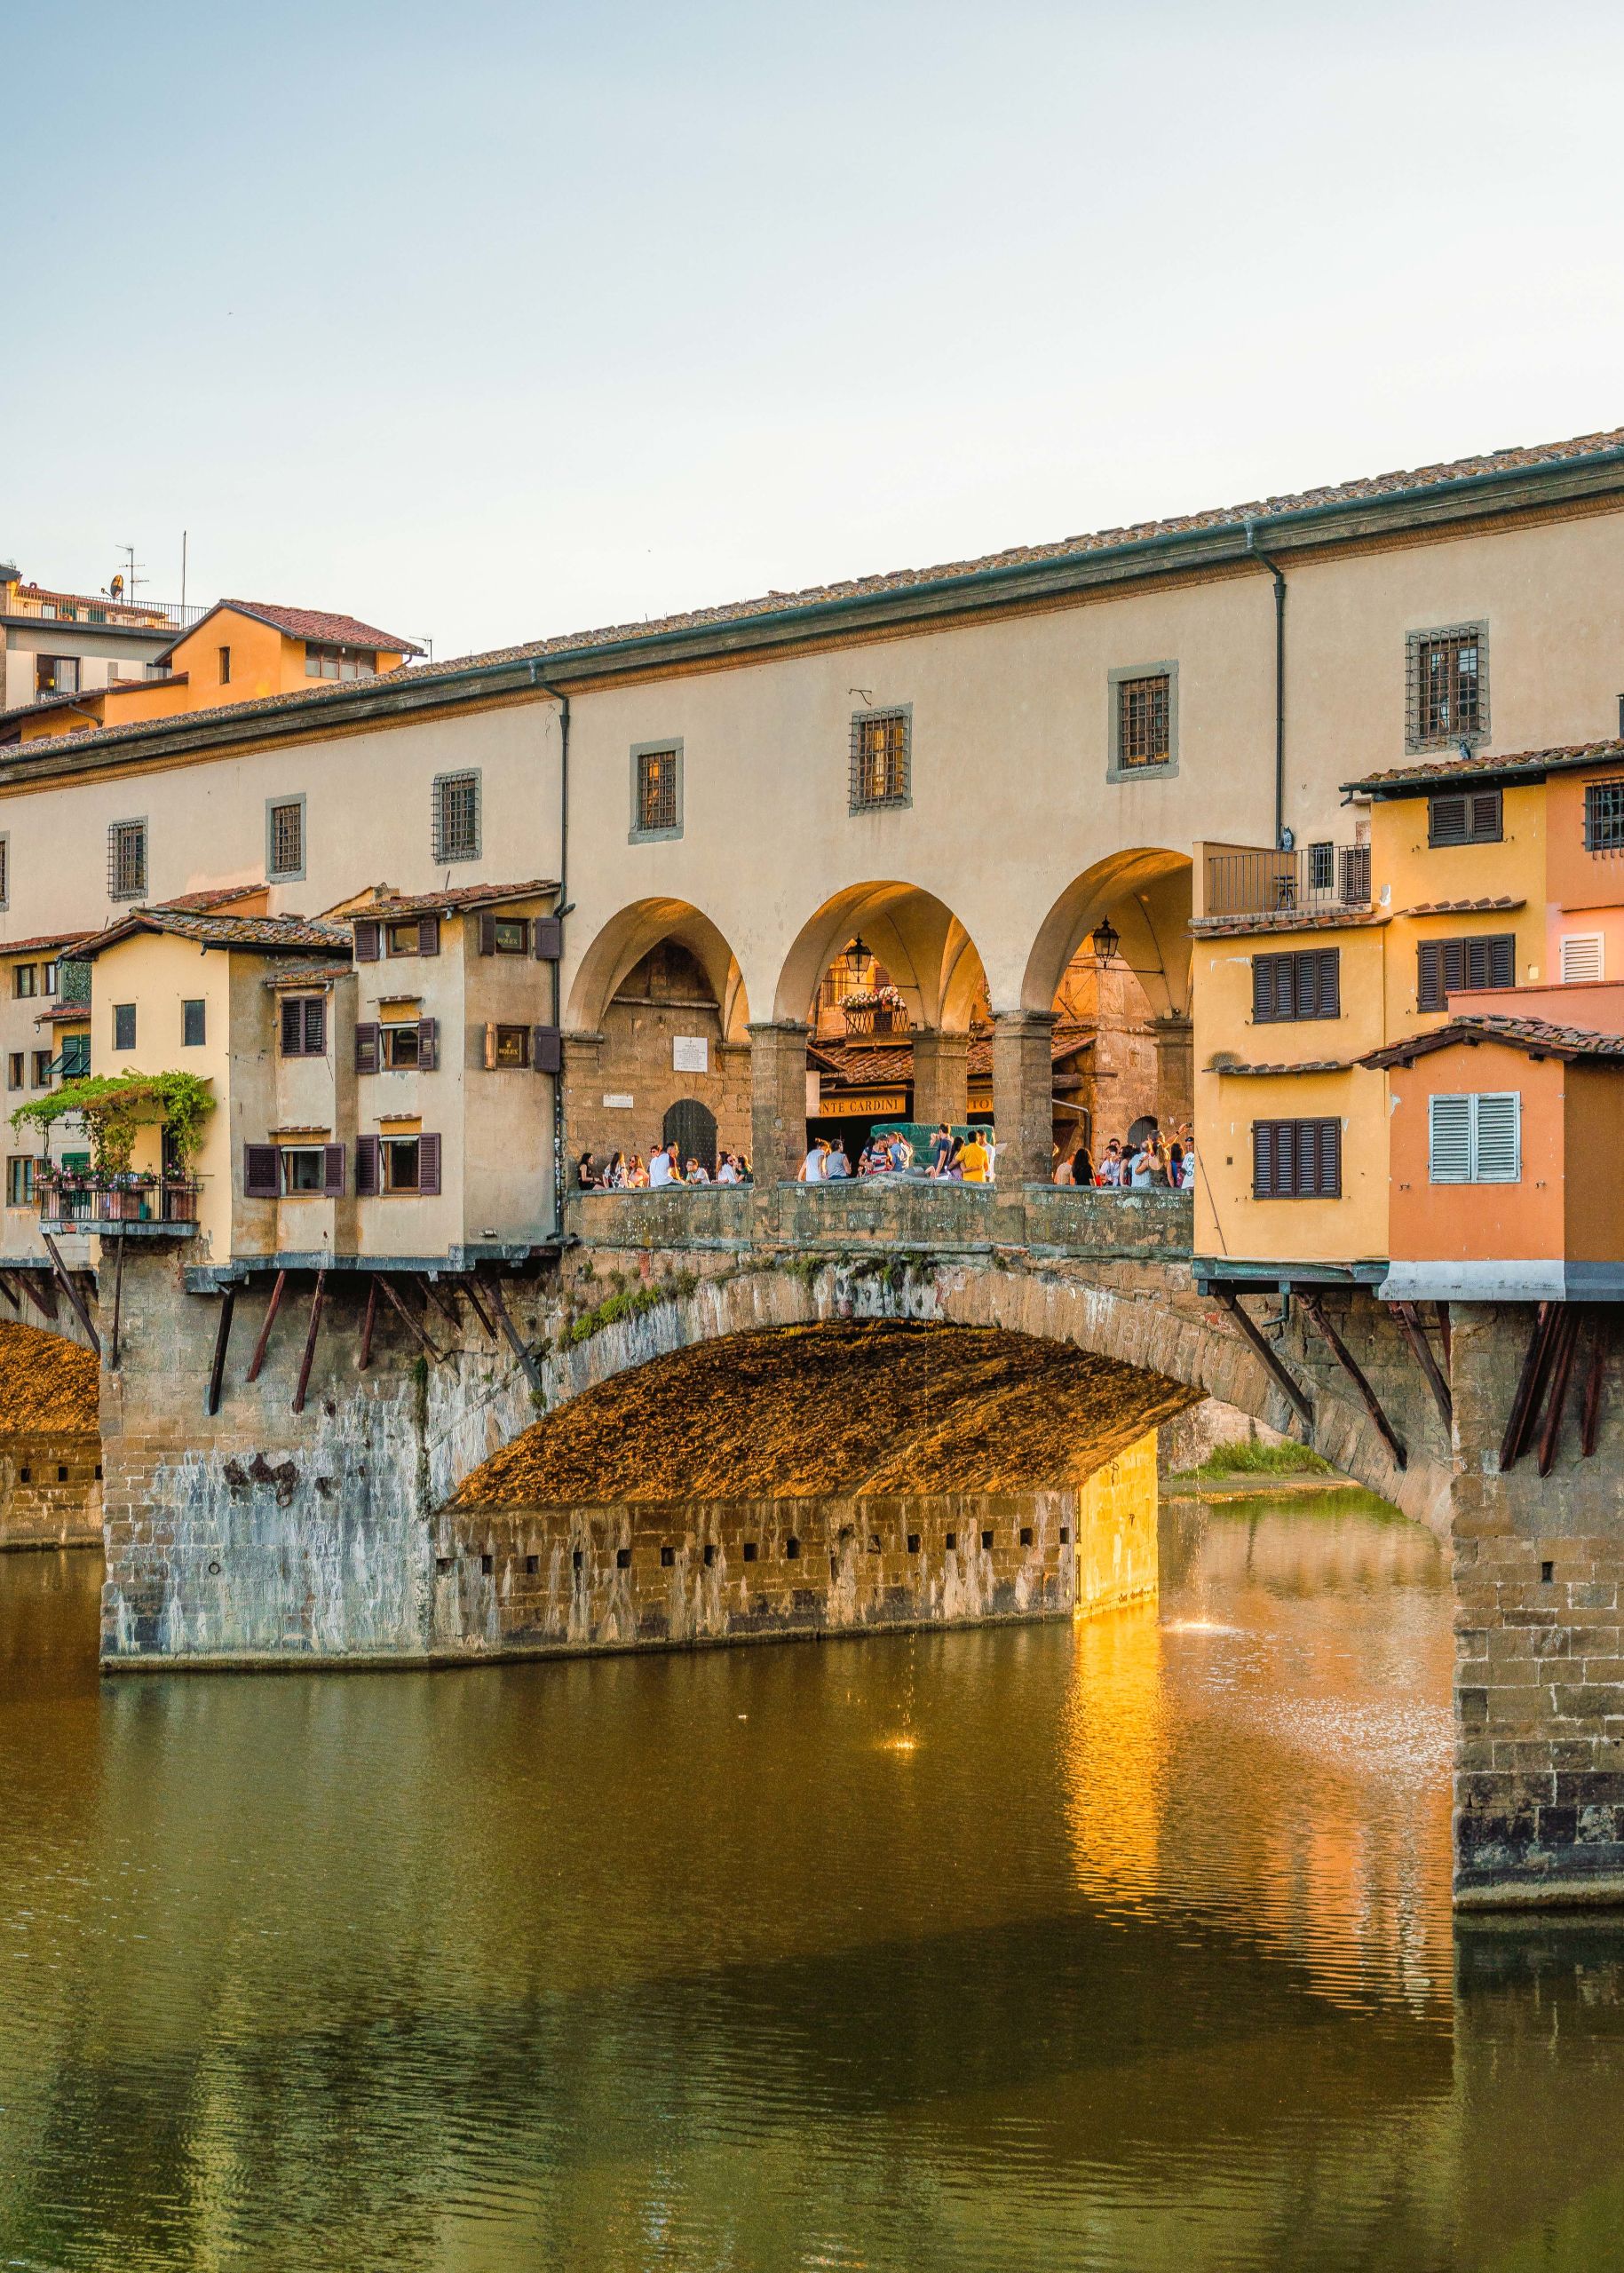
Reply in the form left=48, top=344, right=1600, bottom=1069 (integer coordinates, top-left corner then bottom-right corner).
left=0, top=1433, right=101, bottom=1549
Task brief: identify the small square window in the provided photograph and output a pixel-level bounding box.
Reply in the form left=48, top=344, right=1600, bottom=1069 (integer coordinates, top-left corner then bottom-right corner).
left=1019, top=1525, right=1033, bottom=1547
left=743, top=1540, right=757, bottom=1562
left=480, top=1553, right=494, bottom=1576
left=980, top=1529, right=994, bottom=1550
left=615, top=1546, right=631, bottom=1571
left=30, top=1050, right=51, bottom=1089
left=182, top=999, right=207, bottom=1048
left=631, top=742, right=683, bottom=839
left=661, top=1544, right=675, bottom=1567
left=945, top=1531, right=958, bottom=1551
left=850, top=708, right=910, bottom=812
left=525, top=1553, right=539, bottom=1576
left=786, top=1536, right=800, bottom=1559
left=113, top=1003, right=137, bottom=1051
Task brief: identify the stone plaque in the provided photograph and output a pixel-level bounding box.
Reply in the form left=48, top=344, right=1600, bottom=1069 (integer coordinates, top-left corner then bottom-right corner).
left=673, top=1036, right=709, bottom=1073
left=602, top=1092, right=635, bottom=1109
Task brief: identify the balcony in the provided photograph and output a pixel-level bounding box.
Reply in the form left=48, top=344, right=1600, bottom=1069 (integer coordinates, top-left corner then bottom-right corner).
left=37, top=1174, right=201, bottom=1235
left=0, top=586, right=208, bottom=635
left=1203, top=843, right=1371, bottom=921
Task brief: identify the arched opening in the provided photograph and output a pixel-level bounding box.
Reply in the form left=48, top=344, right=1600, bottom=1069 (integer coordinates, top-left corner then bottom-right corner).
left=774, top=883, right=992, bottom=1170
left=566, top=899, right=751, bottom=1184
left=1023, top=851, right=1194, bottom=1184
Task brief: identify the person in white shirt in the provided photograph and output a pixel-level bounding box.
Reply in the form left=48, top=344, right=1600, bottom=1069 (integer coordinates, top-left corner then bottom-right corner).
left=649, top=1144, right=677, bottom=1189
left=799, top=1140, right=828, bottom=1183
left=717, top=1154, right=740, bottom=1184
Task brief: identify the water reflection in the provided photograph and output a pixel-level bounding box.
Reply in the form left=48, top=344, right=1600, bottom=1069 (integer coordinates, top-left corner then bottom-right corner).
left=0, top=1504, right=1621, bottom=2271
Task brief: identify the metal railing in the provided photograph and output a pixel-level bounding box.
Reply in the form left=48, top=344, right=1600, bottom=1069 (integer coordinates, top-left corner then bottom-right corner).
left=1204, top=843, right=1371, bottom=919
left=0, top=588, right=207, bottom=634
left=37, top=1175, right=201, bottom=1230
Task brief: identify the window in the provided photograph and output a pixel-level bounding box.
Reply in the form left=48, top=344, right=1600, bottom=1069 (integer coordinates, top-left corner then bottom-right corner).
left=144, top=661, right=168, bottom=682
left=850, top=708, right=911, bottom=812
left=1118, top=675, right=1169, bottom=766
left=1560, top=934, right=1604, bottom=984
left=1308, top=841, right=1335, bottom=892
left=279, top=997, right=327, bottom=1057
left=183, top=998, right=207, bottom=1047
left=30, top=1051, right=51, bottom=1089
left=218, top=645, right=232, bottom=685
left=432, top=771, right=480, bottom=862
left=6, top=1157, right=34, bottom=1208
left=266, top=796, right=305, bottom=882
left=280, top=1145, right=344, bottom=1196
left=1430, top=1092, right=1521, bottom=1184
left=355, top=1019, right=438, bottom=1073
left=5, top=1055, right=20, bottom=1092
left=107, top=819, right=147, bottom=901
left=0, top=835, right=8, bottom=911
left=355, top=1134, right=442, bottom=1195
left=1417, top=933, right=1515, bottom=1011
left=1584, top=779, right=1624, bottom=853
left=385, top=915, right=440, bottom=957
left=1408, top=623, right=1487, bottom=750
left=59, top=1034, right=89, bottom=1078
left=1253, top=1118, right=1341, bottom=1198
left=1252, top=947, right=1340, bottom=1022
left=630, top=742, right=683, bottom=840
left=42, top=961, right=56, bottom=994
left=479, top=914, right=528, bottom=955
left=113, top=1003, right=136, bottom=1051
left=305, top=641, right=376, bottom=681
left=12, top=965, right=36, bottom=1000
left=1428, top=788, right=1501, bottom=846
left=487, top=1024, right=530, bottom=1069
left=36, top=655, right=80, bottom=700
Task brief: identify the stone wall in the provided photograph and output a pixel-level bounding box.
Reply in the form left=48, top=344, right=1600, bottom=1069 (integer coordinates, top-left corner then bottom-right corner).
left=0, top=1432, right=101, bottom=1549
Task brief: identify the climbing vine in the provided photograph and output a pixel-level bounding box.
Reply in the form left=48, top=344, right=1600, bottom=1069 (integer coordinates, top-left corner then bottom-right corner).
left=10, top=1071, right=216, bottom=1176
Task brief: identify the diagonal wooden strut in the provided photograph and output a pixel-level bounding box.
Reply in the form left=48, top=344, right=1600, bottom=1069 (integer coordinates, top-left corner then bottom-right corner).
left=1297, top=1291, right=1406, bottom=1471
left=1392, top=1301, right=1452, bottom=1431
left=491, top=1279, right=545, bottom=1399
left=1501, top=1302, right=1557, bottom=1473
left=41, top=1233, right=99, bottom=1358
left=358, top=1276, right=379, bottom=1372
left=1537, top=1303, right=1583, bottom=1478
left=109, top=1232, right=126, bottom=1372
left=244, top=1270, right=287, bottom=1384
left=1213, top=1287, right=1313, bottom=1428
left=1581, top=1308, right=1609, bottom=1459
left=376, top=1274, right=441, bottom=1361
left=291, top=1271, right=328, bottom=1414
left=206, top=1287, right=236, bottom=1417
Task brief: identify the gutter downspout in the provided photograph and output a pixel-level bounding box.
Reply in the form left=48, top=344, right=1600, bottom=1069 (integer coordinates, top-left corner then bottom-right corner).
left=1244, top=522, right=1288, bottom=849
left=529, top=667, right=571, bottom=1239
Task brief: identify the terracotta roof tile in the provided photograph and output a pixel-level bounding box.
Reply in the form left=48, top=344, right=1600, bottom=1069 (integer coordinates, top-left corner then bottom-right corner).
left=34, top=1002, right=91, bottom=1026
left=350, top=879, right=557, bottom=920
left=159, top=599, right=423, bottom=661
left=1362, top=1013, right=1624, bottom=1068
left=75, top=912, right=351, bottom=960
left=1191, top=908, right=1389, bottom=939
left=151, top=885, right=269, bottom=914
left=1347, top=738, right=1624, bottom=797
left=1206, top=1057, right=1357, bottom=1076
left=261, top=962, right=352, bottom=989
left=0, top=931, right=95, bottom=956
left=1397, top=897, right=1525, bottom=916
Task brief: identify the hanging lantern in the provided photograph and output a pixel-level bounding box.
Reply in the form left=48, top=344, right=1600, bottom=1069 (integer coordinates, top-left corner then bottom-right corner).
left=844, top=936, right=870, bottom=977
left=1091, top=917, right=1120, bottom=963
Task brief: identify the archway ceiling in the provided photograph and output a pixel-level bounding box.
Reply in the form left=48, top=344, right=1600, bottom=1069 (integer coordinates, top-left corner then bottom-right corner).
left=455, top=1321, right=1196, bottom=1506
left=1023, top=851, right=1194, bottom=1017
left=779, top=885, right=989, bottom=1032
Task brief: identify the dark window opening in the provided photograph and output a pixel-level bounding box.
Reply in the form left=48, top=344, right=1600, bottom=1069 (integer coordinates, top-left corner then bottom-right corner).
left=661, top=1545, right=675, bottom=1567
left=218, top=645, right=232, bottom=685
left=480, top=1554, right=493, bottom=1575
left=182, top=998, right=206, bottom=1048
left=1584, top=779, right=1624, bottom=853
left=432, top=772, right=480, bottom=862
left=108, top=820, right=147, bottom=901
left=786, top=1536, right=800, bottom=1559
left=615, top=1547, right=631, bottom=1571
left=702, top=1543, right=716, bottom=1567
left=1019, top=1525, right=1033, bottom=1547
left=269, top=799, right=304, bottom=877
left=981, top=1529, right=994, bottom=1549
left=113, top=1002, right=136, bottom=1051
left=381, top=1024, right=421, bottom=1069
left=743, top=1540, right=757, bottom=1562
left=1417, top=633, right=1482, bottom=744
left=945, top=1531, right=958, bottom=1550
left=525, top=1554, right=539, bottom=1576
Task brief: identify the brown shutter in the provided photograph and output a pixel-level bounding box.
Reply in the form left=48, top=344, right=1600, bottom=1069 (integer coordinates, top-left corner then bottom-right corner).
left=1441, top=940, right=1468, bottom=998
left=418, top=1133, right=441, bottom=1195
left=1470, top=789, right=1502, bottom=841
left=416, top=1017, right=438, bottom=1071
left=355, top=1022, right=379, bottom=1074
left=533, top=1024, right=563, bottom=1073
left=355, top=1136, right=379, bottom=1195
left=280, top=997, right=302, bottom=1056
left=1430, top=795, right=1469, bottom=847
left=1319, top=1119, right=1342, bottom=1197
left=354, top=919, right=381, bottom=962
left=532, top=915, right=562, bottom=961
left=479, top=913, right=497, bottom=956
left=243, top=1143, right=279, bottom=1198
left=323, top=1144, right=345, bottom=1197
left=303, top=998, right=326, bottom=1055
left=1417, top=942, right=1443, bottom=1011
left=418, top=915, right=440, bottom=956
left=1485, top=933, right=1515, bottom=989
left=1319, top=948, right=1341, bottom=1018
left=1252, top=955, right=1277, bottom=1022
left=1253, top=1121, right=1275, bottom=1197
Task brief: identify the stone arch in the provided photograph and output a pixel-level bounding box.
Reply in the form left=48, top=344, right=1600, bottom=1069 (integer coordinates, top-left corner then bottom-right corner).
left=772, top=882, right=989, bottom=1034
left=1020, top=850, right=1194, bottom=1020
left=567, top=897, right=750, bottom=1044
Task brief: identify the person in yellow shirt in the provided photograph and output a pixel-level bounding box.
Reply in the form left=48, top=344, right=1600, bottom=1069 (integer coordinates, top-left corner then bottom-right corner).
left=959, top=1131, right=990, bottom=1183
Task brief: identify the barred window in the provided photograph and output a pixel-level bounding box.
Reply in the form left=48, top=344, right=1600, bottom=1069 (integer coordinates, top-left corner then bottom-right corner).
left=0, top=834, right=9, bottom=909
left=1584, top=779, right=1624, bottom=852
left=432, top=771, right=480, bottom=863
left=850, top=709, right=910, bottom=811
left=638, top=748, right=678, bottom=833
left=1408, top=623, right=1488, bottom=750
left=1117, top=674, right=1171, bottom=767
left=1307, top=841, right=1335, bottom=891
left=108, top=819, right=147, bottom=901
left=267, top=796, right=305, bottom=880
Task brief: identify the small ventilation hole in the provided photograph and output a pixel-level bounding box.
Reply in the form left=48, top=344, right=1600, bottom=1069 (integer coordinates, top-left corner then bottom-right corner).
left=615, top=1547, right=631, bottom=1570
left=661, top=1545, right=675, bottom=1567
left=1058, top=1525, right=1072, bottom=1544
left=945, top=1532, right=957, bottom=1551
left=480, top=1554, right=493, bottom=1576
left=1019, top=1526, right=1033, bottom=1548
left=1541, top=1560, right=1555, bottom=1584
left=702, top=1542, right=716, bottom=1567
left=525, top=1554, right=539, bottom=1576
left=907, top=1533, right=920, bottom=1554
left=981, top=1530, right=994, bottom=1550
left=785, top=1536, right=800, bottom=1559
left=572, top=1548, right=584, bottom=1573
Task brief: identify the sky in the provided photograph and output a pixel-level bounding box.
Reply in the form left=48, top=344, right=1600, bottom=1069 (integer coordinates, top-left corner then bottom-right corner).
left=7, top=0, right=1624, bottom=661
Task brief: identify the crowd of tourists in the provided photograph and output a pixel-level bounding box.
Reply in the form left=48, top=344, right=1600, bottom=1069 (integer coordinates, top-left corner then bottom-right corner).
left=577, top=1144, right=753, bottom=1189
left=796, top=1127, right=996, bottom=1182
left=1052, top=1125, right=1194, bottom=1189
left=577, top=1120, right=1194, bottom=1190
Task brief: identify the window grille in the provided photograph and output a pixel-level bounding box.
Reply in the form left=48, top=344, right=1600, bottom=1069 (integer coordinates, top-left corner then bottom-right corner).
left=1251, top=1118, right=1342, bottom=1198
left=850, top=709, right=910, bottom=811
left=432, top=771, right=480, bottom=862
left=268, top=799, right=305, bottom=879
left=1560, top=934, right=1604, bottom=984
left=1308, top=841, right=1335, bottom=892
left=638, top=748, right=679, bottom=833
left=1252, top=947, right=1341, bottom=1023
left=108, top=820, right=147, bottom=901
left=1417, top=932, right=1515, bottom=1010
left=1584, top=779, right=1624, bottom=852
left=1430, top=1091, right=1520, bottom=1184
left=1117, top=674, right=1170, bottom=767
left=0, top=836, right=8, bottom=909
left=1418, top=635, right=1481, bottom=741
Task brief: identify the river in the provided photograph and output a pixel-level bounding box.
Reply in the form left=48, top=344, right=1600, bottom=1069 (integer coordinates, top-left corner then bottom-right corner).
left=3, top=1493, right=1624, bottom=2272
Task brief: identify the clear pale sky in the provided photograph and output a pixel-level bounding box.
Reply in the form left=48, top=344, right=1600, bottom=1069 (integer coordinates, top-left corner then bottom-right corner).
left=7, top=0, right=1624, bottom=661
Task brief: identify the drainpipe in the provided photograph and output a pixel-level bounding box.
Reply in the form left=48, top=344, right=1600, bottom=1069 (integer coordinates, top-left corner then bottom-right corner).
left=1244, top=522, right=1288, bottom=850
left=529, top=666, right=571, bottom=1237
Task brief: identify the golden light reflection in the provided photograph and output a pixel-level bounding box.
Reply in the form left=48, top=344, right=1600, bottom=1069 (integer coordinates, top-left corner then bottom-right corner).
left=1061, top=1596, right=1168, bottom=1912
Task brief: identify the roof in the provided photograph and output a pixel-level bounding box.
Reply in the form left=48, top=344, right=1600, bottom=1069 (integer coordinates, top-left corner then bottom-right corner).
left=1362, top=1013, right=1624, bottom=1069
left=0, top=931, right=95, bottom=957
left=150, top=885, right=268, bottom=914
left=1206, top=1057, right=1357, bottom=1076
left=74, top=911, right=352, bottom=962
left=346, top=878, right=557, bottom=921
left=1345, top=738, right=1624, bottom=798
left=7, top=424, right=1624, bottom=781
left=261, top=962, right=352, bottom=989
left=1191, top=908, right=1389, bottom=939
left=34, top=1002, right=91, bottom=1026
left=156, top=598, right=423, bottom=663
left=1398, top=897, right=1525, bottom=917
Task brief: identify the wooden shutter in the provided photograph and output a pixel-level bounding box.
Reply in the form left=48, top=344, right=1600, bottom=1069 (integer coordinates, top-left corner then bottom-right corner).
left=479, top=913, right=497, bottom=956
left=302, top=998, right=326, bottom=1055
left=354, top=919, right=381, bottom=962
left=418, top=1133, right=441, bottom=1195
left=532, top=916, right=562, bottom=961
left=1429, top=1095, right=1472, bottom=1183
left=355, top=1136, right=379, bottom=1195
left=1253, top=1121, right=1277, bottom=1197
left=417, top=916, right=440, bottom=956
left=1309, top=948, right=1341, bottom=1018
left=1430, top=794, right=1469, bottom=846
left=533, top=1024, right=563, bottom=1073
left=1470, top=789, right=1502, bottom=842
left=416, top=1018, right=438, bottom=1071
left=1313, top=1119, right=1341, bottom=1196
left=280, top=997, right=302, bottom=1056
left=1253, top=955, right=1279, bottom=1022
left=1473, top=1093, right=1521, bottom=1182
left=243, top=1143, right=279, bottom=1198
left=323, top=1144, right=345, bottom=1197
left=355, top=1022, right=379, bottom=1074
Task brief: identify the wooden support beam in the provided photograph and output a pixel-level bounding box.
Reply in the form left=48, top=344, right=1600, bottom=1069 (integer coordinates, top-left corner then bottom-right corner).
left=109, top=1232, right=126, bottom=1372
left=1213, top=1287, right=1313, bottom=1428
left=1537, top=1303, right=1583, bottom=1477
left=291, top=1271, right=328, bottom=1414
left=244, top=1270, right=288, bottom=1384
left=1434, top=1302, right=1451, bottom=1373
left=491, top=1278, right=546, bottom=1399
left=41, top=1233, right=99, bottom=1358
left=376, top=1273, right=441, bottom=1361
left=0, top=1268, right=20, bottom=1310
left=458, top=1275, right=501, bottom=1347
left=205, top=1287, right=236, bottom=1418
left=415, top=1272, right=462, bottom=1332
left=1298, top=1291, right=1406, bottom=1471
left=358, top=1275, right=379, bottom=1372
left=20, top=1268, right=59, bottom=1323
left=1581, top=1308, right=1608, bottom=1460
left=1501, top=1303, right=1557, bottom=1473
left=1393, top=1302, right=1452, bottom=1432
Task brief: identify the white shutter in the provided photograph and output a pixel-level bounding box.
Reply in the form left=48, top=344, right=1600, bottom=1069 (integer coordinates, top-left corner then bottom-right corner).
left=1429, top=1094, right=1472, bottom=1183
left=1560, top=934, right=1604, bottom=984
left=1471, top=1092, right=1521, bottom=1183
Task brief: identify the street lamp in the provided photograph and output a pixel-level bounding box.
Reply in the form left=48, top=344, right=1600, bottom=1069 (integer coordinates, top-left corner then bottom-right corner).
left=844, top=936, right=871, bottom=978
left=1090, top=917, right=1120, bottom=963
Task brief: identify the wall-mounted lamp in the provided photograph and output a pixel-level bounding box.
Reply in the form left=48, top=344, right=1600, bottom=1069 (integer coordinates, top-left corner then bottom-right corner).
left=1090, top=918, right=1120, bottom=963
